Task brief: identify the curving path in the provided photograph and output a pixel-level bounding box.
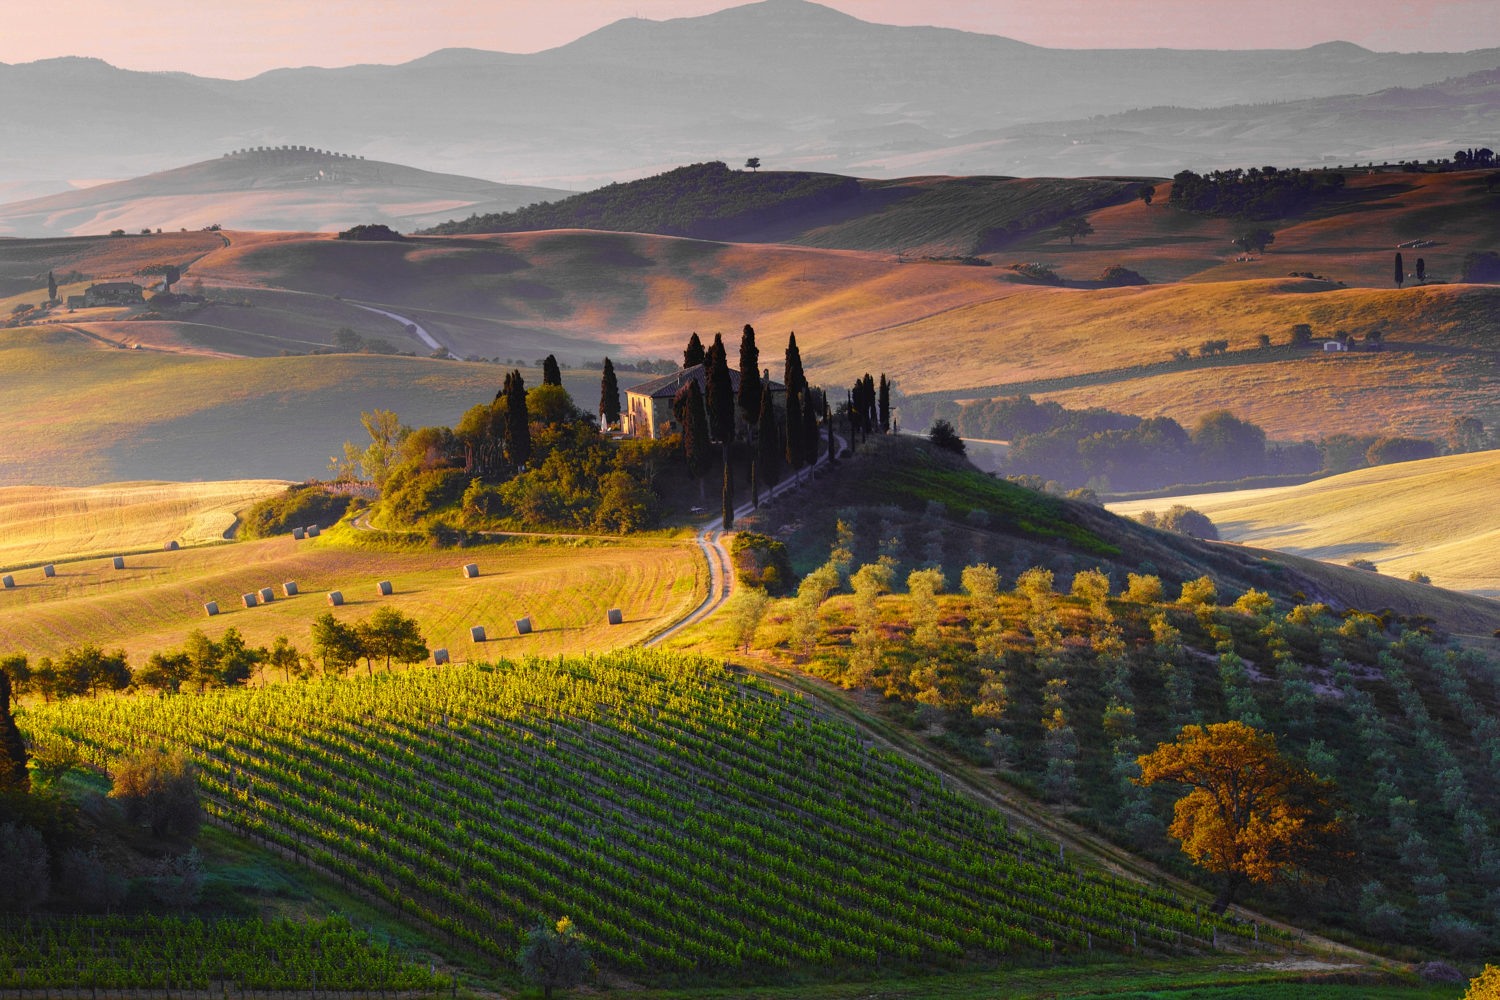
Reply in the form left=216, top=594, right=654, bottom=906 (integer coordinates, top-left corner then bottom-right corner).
left=348, top=302, right=444, bottom=353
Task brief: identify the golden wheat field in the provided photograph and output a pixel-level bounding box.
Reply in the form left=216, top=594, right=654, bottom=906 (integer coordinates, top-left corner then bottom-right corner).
left=1108, top=450, right=1500, bottom=596
left=0, top=479, right=289, bottom=570
left=0, top=528, right=704, bottom=663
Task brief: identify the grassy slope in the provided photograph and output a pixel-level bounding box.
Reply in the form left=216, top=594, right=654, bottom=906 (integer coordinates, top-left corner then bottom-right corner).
left=0, top=479, right=289, bottom=568
left=0, top=527, right=702, bottom=662
left=0, top=326, right=623, bottom=485
left=1108, top=450, right=1500, bottom=598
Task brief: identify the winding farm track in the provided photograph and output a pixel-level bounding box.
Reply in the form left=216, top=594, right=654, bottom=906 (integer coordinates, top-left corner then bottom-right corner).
left=348, top=302, right=444, bottom=352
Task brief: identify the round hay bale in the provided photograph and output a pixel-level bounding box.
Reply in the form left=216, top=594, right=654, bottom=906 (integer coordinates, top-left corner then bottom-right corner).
left=42, top=564, right=55, bottom=578
left=258, top=587, right=274, bottom=603
left=292, top=527, right=305, bottom=540
left=204, top=601, right=219, bottom=617
left=164, top=540, right=179, bottom=551
left=469, top=626, right=486, bottom=642
left=1, top=575, right=14, bottom=589
left=327, top=591, right=344, bottom=607
left=433, top=648, right=450, bottom=665
left=376, top=580, right=393, bottom=596
left=112, top=556, right=125, bottom=570
left=283, top=581, right=298, bottom=596
left=607, top=608, right=623, bottom=625
left=515, top=617, right=533, bottom=635
left=242, top=593, right=258, bottom=608
left=462, top=563, right=480, bottom=578
left=306, top=525, right=321, bottom=537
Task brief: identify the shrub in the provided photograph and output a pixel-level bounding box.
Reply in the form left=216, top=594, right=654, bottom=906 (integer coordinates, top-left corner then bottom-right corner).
left=1347, top=559, right=1378, bottom=573
left=518, top=916, right=592, bottom=998
left=1097, top=265, right=1148, bottom=286
left=928, top=420, right=966, bottom=455
left=1407, top=570, right=1431, bottom=584
left=1177, top=576, right=1217, bottom=607
left=241, top=485, right=351, bottom=539
left=729, top=532, right=795, bottom=596
left=336, top=223, right=404, bottom=241
left=109, top=750, right=201, bottom=838
left=1366, top=436, right=1439, bottom=466
left=1124, top=573, right=1164, bottom=604
left=1233, top=589, right=1275, bottom=616
left=1136, top=505, right=1218, bottom=540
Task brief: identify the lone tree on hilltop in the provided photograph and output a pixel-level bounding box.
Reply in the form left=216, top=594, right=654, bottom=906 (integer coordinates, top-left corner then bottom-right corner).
left=518, top=916, right=592, bottom=999
left=1136, top=721, right=1348, bottom=913
left=1394, top=252, right=1405, bottom=288
left=1233, top=228, right=1275, bottom=254
left=683, top=332, right=705, bottom=369
left=744, top=157, right=761, bottom=172
left=737, top=324, right=761, bottom=426
left=542, top=354, right=562, bottom=387
left=1057, top=216, right=1094, bottom=245
left=599, top=357, right=621, bottom=428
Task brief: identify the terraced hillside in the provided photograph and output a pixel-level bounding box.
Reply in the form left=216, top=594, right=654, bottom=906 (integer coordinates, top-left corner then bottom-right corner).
left=19, top=652, right=1272, bottom=980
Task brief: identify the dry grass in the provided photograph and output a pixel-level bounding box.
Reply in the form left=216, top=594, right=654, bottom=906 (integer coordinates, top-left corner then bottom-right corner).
left=0, top=531, right=704, bottom=663
left=1108, top=449, right=1500, bottom=597
left=0, top=480, right=289, bottom=569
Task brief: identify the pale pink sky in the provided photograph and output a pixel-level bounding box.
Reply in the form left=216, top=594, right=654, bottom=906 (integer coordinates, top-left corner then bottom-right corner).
left=4, top=0, right=1498, bottom=78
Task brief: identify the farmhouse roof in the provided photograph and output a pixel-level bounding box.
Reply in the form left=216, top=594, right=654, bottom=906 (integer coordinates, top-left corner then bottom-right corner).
left=627, top=363, right=786, bottom=399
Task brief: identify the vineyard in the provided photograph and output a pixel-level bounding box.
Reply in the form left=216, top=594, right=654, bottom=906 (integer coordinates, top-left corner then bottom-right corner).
left=18, top=651, right=1273, bottom=982
left=0, top=915, right=445, bottom=993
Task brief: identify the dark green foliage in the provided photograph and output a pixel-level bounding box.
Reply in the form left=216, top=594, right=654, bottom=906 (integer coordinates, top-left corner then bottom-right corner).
left=1057, top=216, right=1094, bottom=244
left=382, top=467, right=469, bottom=525
left=756, top=386, right=781, bottom=488
left=1190, top=410, right=1265, bottom=482
left=704, top=334, right=735, bottom=443
left=518, top=917, right=592, bottom=999
left=335, top=223, right=404, bottom=241
left=737, top=324, right=760, bottom=426
left=783, top=332, right=806, bottom=399
left=878, top=374, right=891, bottom=433
left=0, top=670, right=28, bottom=793
left=504, top=369, right=532, bottom=469
left=420, top=161, right=860, bottom=239
left=1290, top=323, right=1314, bottom=347
left=682, top=332, right=705, bottom=369
left=109, top=750, right=201, bottom=839
left=784, top=389, right=805, bottom=470
left=46, top=271, right=56, bottom=302
left=928, top=419, right=966, bottom=455
left=241, top=485, right=351, bottom=539
left=1366, top=436, right=1439, bottom=466
left=1395, top=252, right=1405, bottom=288
left=1232, top=229, right=1275, bottom=254
left=311, top=613, right=361, bottom=674
left=1135, top=505, right=1219, bottom=540
left=599, top=357, right=621, bottom=427
left=542, top=354, right=562, bottom=387
left=1168, top=167, right=1345, bottom=219
left=730, top=532, right=795, bottom=595
left=1098, top=265, right=1149, bottom=286
left=674, top=379, right=712, bottom=483
left=357, top=608, right=429, bottom=673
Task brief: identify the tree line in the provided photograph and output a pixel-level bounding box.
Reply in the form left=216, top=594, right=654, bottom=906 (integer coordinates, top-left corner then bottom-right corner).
left=1168, top=166, right=1346, bottom=219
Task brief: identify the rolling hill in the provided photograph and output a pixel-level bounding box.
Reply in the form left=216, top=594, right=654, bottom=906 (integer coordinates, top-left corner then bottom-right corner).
left=0, top=149, right=569, bottom=238
left=1107, top=450, right=1500, bottom=597
left=6, top=1, right=1500, bottom=187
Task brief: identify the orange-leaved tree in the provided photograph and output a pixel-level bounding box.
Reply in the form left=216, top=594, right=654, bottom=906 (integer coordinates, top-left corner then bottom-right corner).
left=1136, top=721, right=1348, bottom=913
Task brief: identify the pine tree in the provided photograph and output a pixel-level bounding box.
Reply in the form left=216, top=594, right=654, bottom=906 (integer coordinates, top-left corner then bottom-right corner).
left=683, top=332, right=706, bottom=369
left=785, top=389, right=804, bottom=472
left=756, top=385, right=781, bottom=488
left=878, top=374, right=891, bottom=433
left=675, top=380, right=712, bottom=494
left=705, top=334, right=735, bottom=443
left=737, top=324, right=761, bottom=426
left=0, top=669, right=29, bottom=793
left=504, top=370, right=531, bottom=469
left=542, top=354, right=562, bottom=386
left=598, top=358, right=621, bottom=428
left=784, top=332, right=806, bottom=399
left=722, top=443, right=735, bottom=530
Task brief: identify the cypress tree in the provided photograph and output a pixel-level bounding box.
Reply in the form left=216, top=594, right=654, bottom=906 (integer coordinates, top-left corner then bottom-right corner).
left=542, top=354, right=562, bottom=387
left=862, top=374, right=877, bottom=433
left=504, top=370, right=531, bottom=469
left=1394, top=252, right=1404, bottom=288
left=878, top=374, right=891, bottom=433
left=756, top=384, right=781, bottom=488
left=675, top=380, right=712, bottom=495
left=785, top=390, right=805, bottom=472
left=599, top=357, right=621, bottom=428
left=803, top=386, right=820, bottom=464
left=722, top=443, right=735, bottom=530
left=683, top=332, right=706, bottom=369
left=47, top=271, right=57, bottom=303
left=825, top=398, right=836, bottom=464
left=737, top=324, right=761, bottom=426
left=784, top=332, right=806, bottom=399
left=0, top=669, right=29, bottom=793
left=705, top=334, right=735, bottom=443
left=1416, top=257, right=1426, bottom=283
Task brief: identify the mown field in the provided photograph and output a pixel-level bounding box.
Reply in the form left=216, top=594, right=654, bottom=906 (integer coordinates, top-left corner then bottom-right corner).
left=1109, top=450, right=1500, bottom=597
left=0, top=528, right=702, bottom=662
left=0, top=326, right=626, bottom=485
left=0, top=479, right=288, bottom=569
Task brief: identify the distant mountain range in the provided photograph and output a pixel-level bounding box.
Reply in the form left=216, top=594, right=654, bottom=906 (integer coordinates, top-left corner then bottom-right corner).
left=0, top=149, right=568, bottom=237
left=2, top=0, right=1498, bottom=189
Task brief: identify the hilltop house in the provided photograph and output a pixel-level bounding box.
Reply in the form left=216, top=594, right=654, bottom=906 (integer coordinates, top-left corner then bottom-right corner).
left=78, top=282, right=145, bottom=307
left=624, top=364, right=785, bottom=439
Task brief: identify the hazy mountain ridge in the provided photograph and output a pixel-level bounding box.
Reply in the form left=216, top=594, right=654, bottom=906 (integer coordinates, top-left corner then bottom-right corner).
left=4, top=0, right=1499, bottom=187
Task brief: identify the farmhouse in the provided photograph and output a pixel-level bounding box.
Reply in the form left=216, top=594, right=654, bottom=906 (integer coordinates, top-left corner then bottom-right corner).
left=623, top=364, right=785, bottom=439
left=81, top=282, right=145, bottom=307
